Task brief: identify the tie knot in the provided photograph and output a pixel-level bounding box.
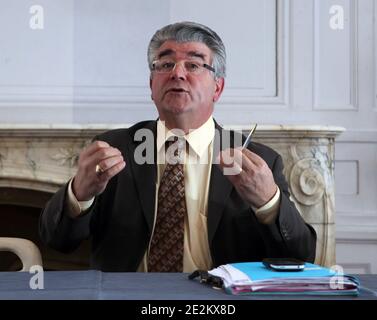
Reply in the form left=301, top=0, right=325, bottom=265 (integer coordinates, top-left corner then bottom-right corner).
left=165, top=136, right=186, bottom=164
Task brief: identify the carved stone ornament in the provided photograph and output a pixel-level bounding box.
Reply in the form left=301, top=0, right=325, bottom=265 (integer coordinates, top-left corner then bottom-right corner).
left=290, top=158, right=326, bottom=206
left=50, top=148, right=80, bottom=168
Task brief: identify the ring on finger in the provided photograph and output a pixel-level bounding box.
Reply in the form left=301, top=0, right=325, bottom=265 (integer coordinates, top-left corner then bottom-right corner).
left=95, top=164, right=105, bottom=175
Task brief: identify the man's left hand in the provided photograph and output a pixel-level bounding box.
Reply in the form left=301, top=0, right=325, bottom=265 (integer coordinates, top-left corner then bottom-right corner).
left=217, top=148, right=278, bottom=208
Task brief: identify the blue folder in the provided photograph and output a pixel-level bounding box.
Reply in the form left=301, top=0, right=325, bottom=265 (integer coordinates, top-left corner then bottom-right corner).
left=209, top=262, right=360, bottom=296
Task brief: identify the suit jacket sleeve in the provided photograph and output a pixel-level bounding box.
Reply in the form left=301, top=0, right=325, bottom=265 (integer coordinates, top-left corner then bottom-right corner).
left=258, top=154, right=317, bottom=262
left=39, top=182, right=95, bottom=253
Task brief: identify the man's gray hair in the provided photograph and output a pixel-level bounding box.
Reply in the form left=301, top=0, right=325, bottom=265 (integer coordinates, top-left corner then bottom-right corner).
left=147, top=21, right=226, bottom=78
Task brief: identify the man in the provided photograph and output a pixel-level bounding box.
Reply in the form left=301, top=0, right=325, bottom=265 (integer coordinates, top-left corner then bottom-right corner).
left=39, top=21, right=316, bottom=272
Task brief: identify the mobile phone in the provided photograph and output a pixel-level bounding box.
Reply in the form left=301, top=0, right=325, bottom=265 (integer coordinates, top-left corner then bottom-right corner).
left=262, top=258, right=305, bottom=271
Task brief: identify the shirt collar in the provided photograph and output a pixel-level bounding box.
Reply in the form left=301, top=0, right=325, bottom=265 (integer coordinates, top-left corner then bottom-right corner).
left=156, top=116, right=215, bottom=157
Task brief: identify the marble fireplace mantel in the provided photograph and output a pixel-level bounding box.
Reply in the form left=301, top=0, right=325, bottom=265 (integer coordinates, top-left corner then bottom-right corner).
left=0, top=124, right=344, bottom=267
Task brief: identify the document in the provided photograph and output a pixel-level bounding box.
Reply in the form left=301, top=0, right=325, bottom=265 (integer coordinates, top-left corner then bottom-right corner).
left=208, top=262, right=359, bottom=295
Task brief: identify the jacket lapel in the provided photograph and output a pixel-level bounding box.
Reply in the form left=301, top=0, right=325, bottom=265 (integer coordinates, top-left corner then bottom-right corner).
left=127, top=121, right=157, bottom=234
left=207, top=122, right=237, bottom=246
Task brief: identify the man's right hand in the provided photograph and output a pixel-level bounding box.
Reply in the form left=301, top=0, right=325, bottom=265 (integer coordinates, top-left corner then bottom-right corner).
left=72, top=141, right=126, bottom=201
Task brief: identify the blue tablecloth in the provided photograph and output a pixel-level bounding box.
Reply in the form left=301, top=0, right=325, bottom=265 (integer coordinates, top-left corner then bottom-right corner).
left=0, top=271, right=376, bottom=300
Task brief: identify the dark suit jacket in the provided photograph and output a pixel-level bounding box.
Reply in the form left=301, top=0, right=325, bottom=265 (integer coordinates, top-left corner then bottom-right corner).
left=39, top=120, right=316, bottom=271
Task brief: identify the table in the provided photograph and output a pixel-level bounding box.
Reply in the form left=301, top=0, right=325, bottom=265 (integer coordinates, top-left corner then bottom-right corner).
left=0, top=271, right=376, bottom=300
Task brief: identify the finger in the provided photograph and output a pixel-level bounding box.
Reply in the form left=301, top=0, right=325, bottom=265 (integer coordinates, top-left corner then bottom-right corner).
left=98, top=160, right=126, bottom=180
left=220, top=148, right=256, bottom=171
left=241, top=148, right=265, bottom=167
left=217, top=148, right=239, bottom=167
left=97, top=155, right=125, bottom=173
left=89, top=147, right=122, bottom=167
left=238, top=151, right=259, bottom=175
left=223, top=149, right=260, bottom=178
left=217, top=149, right=243, bottom=176
left=82, top=141, right=111, bottom=158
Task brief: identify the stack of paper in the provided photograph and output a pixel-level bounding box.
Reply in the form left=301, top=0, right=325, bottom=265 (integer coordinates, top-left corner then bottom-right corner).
left=208, top=262, right=359, bottom=295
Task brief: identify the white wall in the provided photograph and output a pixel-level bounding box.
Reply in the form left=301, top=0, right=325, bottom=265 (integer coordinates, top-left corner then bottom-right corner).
left=0, top=0, right=376, bottom=273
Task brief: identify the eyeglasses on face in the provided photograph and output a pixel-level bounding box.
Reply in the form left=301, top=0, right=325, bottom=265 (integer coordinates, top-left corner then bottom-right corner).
left=152, top=59, right=215, bottom=75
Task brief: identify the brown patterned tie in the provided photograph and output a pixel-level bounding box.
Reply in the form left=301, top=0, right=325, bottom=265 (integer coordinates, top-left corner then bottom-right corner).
left=148, top=137, right=186, bottom=272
